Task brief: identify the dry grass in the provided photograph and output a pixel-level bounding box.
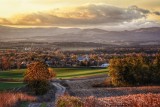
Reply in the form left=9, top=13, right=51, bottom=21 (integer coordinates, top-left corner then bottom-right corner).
left=86, top=93, right=160, bottom=107
left=67, top=77, right=106, bottom=89
left=56, top=93, right=160, bottom=107
left=66, top=77, right=160, bottom=97
left=0, top=92, right=36, bottom=107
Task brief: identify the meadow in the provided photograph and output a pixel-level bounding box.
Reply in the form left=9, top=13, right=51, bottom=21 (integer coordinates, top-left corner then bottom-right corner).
left=0, top=68, right=108, bottom=90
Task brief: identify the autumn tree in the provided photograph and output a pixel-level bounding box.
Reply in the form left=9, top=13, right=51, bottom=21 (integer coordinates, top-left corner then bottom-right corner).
left=24, top=61, right=56, bottom=95
left=48, top=68, right=56, bottom=79
left=109, top=55, right=152, bottom=86
left=1, top=56, right=10, bottom=70
left=152, top=54, right=160, bottom=83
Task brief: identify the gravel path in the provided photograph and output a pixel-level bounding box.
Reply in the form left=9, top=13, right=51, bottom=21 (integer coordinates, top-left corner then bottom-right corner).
left=53, top=83, right=66, bottom=100
left=28, top=80, right=66, bottom=107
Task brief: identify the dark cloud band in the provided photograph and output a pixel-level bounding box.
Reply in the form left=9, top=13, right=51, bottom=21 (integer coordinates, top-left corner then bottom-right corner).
left=0, top=4, right=159, bottom=26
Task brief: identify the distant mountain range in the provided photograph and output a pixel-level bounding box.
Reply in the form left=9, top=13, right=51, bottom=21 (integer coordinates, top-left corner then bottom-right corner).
left=0, top=26, right=160, bottom=45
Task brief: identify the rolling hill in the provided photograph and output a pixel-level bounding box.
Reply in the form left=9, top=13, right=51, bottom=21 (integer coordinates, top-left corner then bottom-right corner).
left=0, top=26, right=160, bottom=45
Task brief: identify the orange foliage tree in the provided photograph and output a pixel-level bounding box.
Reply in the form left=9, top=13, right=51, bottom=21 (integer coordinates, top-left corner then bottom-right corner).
left=1, top=56, right=10, bottom=70
left=24, top=61, right=56, bottom=95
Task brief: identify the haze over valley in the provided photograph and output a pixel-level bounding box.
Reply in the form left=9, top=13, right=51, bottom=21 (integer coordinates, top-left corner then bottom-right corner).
left=0, top=26, right=160, bottom=46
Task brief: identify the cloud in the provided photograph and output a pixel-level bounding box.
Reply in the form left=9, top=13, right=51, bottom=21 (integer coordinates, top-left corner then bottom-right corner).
left=153, top=11, right=160, bottom=15
left=0, top=4, right=159, bottom=27
left=0, top=18, right=11, bottom=25
left=129, top=5, right=150, bottom=14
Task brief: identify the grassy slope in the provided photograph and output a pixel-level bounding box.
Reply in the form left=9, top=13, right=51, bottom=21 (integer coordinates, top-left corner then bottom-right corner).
left=0, top=69, right=26, bottom=90
left=0, top=68, right=108, bottom=79
left=0, top=68, right=108, bottom=90
left=0, top=69, right=25, bottom=79
left=54, top=68, right=108, bottom=79
left=0, top=82, right=25, bottom=90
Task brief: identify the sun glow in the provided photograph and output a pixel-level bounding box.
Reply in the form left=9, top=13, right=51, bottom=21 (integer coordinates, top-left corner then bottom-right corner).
left=0, top=0, right=160, bottom=29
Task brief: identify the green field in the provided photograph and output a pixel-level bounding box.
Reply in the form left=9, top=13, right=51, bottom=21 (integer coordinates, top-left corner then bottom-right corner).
left=0, top=69, right=26, bottom=80
left=54, top=68, right=108, bottom=79
left=0, top=68, right=108, bottom=90
left=0, top=82, right=25, bottom=90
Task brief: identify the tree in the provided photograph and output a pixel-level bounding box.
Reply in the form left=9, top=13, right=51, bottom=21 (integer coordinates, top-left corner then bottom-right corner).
left=1, top=56, right=10, bottom=70
left=152, top=54, right=160, bottom=83
left=48, top=67, right=56, bottom=79
left=109, top=55, right=152, bottom=86
left=24, top=61, right=56, bottom=95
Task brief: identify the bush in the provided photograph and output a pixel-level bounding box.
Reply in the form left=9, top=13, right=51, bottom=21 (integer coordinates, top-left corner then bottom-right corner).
left=109, top=54, right=160, bottom=86
left=24, top=61, right=56, bottom=95
left=92, top=78, right=113, bottom=87
left=56, top=95, right=83, bottom=107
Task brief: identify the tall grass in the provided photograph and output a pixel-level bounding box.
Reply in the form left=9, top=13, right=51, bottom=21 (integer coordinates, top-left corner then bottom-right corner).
left=56, top=93, right=160, bottom=107
left=0, top=92, right=36, bottom=107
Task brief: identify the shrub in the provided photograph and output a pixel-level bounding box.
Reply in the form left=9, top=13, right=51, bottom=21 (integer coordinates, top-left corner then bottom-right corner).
left=24, top=61, right=56, bottom=95
left=56, top=95, right=83, bottom=107
left=92, top=78, right=113, bottom=87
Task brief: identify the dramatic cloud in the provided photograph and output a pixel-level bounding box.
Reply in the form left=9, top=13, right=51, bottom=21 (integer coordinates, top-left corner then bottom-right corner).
left=0, top=4, right=159, bottom=27
left=129, top=5, right=150, bottom=14
left=153, top=11, right=160, bottom=15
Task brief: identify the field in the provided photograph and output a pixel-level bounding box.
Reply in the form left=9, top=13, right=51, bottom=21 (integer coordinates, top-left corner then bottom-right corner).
left=54, top=68, right=108, bottom=79
left=0, top=68, right=108, bottom=90
left=0, top=69, right=26, bottom=90
left=66, top=76, right=160, bottom=98
left=0, top=69, right=26, bottom=80
left=0, top=82, right=25, bottom=90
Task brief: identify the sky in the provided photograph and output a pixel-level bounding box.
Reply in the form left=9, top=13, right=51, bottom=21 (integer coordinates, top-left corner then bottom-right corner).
left=0, top=0, right=160, bottom=30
